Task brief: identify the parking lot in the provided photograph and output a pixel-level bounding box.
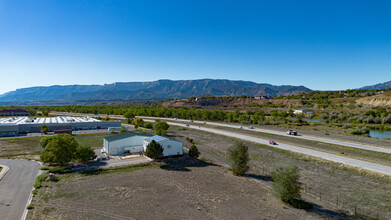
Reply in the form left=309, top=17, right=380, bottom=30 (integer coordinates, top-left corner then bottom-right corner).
left=71, top=149, right=152, bottom=172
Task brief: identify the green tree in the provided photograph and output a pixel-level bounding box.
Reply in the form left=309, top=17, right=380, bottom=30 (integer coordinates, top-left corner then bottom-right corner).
left=28, top=109, right=37, bottom=116
left=189, top=144, right=200, bottom=158
left=76, top=145, right=95, bottom=162
left=228, top=142, right=250, bottom=176
left=42, top=109, right=50, bottom=116
left=153, top=121, right=170, bottom=136
left=119, top=126, right=127, bottom=133
left=133, top=118, right=144, bottom=128
left=145, top=140, right=163, bottom=160
left=40, top=134, right=79, bottom=165
left=40, top=136, right=54, bottom=148
left=123, top=111, right=135, bottom=123
left=271, top=165, right=302, bottom=203
left=41, top=125, right=48, bottom=134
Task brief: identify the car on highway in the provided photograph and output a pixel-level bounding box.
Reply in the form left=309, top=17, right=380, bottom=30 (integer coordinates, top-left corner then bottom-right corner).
left=248, top=126, right=254, bottom=129
left=239, top=126, right=243, bottom=129
left=287, top=130, right=298, bottom=135
left=269, top=140, right=277, bottom=145
left=185, top=124, right=190, bottom=127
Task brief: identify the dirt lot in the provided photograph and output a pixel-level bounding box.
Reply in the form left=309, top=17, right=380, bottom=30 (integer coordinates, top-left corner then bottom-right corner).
left=168, top=126, right=391, bottom=219
left=28, top=158, right=328, bottom=220
left=0, top=133, right=110, bottom=160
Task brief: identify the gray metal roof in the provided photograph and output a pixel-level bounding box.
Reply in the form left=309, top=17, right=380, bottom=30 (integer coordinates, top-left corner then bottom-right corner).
left=145, top=135, right=168, bottom=143
left=104, top=132, right=153, bottom=142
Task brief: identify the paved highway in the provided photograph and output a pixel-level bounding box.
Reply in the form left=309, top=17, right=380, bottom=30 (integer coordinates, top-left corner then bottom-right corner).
left=140, top=116, right=391, bottom=154
left=143, top=119, right=391, bottom=176
left=0, top=159, right=40, bottom=220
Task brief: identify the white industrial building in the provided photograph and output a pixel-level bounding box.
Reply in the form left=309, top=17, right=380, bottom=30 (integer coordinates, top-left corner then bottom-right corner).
left=293, top=109, right=314, bottom=115
left=0, top=116, right=121, bottom=137
left=103, top=132, right=183, bottom=157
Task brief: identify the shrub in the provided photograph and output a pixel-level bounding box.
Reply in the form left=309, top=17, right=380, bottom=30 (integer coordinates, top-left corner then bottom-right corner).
left=189, top=144, right=200, bottom=158
left=228, top=142, right=249, bottom=176
left=143, top=122, right=153, bottom=129
left=34, top=173, right=49, bottom=189
left=26, top=204, right=34, bottom=210
left=271, top=165, right=302, bottom=204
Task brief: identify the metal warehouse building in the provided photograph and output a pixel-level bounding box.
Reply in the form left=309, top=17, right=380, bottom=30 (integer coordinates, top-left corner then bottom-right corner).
left=0, top=116, right=121, bottom=137
left=103, top=132, right=183, bottom=157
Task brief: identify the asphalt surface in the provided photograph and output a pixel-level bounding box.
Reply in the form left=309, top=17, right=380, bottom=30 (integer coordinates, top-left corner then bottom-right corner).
left=140, top=116, right=391, bottom=154
left=0, top=159, right=40, bottom=220
left=143, top=119, right=391, bottom=176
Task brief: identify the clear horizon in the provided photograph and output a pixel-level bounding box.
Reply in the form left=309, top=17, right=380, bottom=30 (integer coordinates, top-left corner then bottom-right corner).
left=0, top=0, right=390, bottom=94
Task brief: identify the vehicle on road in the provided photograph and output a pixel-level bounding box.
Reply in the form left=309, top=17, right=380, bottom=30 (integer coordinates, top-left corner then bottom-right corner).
left=190, top=120, right=194, bottom=122
left=287, top=130, right=298, bottom=135
left=249, top=126, right=254, bottom=129
left=239, top=126, right=243, bottom=129
left=185, top=124, right=189, bottom=127
left=269, top=140, right=277, bottom=145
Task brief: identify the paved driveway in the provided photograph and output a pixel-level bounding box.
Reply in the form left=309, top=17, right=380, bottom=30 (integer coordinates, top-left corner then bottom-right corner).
left=0, top=159, right=40, bottom=220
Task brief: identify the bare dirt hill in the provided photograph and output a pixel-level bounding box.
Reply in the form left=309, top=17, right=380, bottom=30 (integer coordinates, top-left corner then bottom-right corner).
left=356, top=93, right=391, bottom=107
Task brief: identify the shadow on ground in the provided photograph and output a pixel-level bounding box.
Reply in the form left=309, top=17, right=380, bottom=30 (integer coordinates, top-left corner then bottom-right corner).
left=160, top=156, right=219, bottom=172
left=70, top=160, right=109, bottom=173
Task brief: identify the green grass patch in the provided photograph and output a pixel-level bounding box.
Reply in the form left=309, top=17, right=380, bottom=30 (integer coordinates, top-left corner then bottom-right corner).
left=34, top=172, right=48, bottom=189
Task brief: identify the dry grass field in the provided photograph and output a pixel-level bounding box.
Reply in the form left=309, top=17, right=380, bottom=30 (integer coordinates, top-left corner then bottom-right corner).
left=28, top=158, right=330, bottom=220
left=168, top=126, right=391, bottom=219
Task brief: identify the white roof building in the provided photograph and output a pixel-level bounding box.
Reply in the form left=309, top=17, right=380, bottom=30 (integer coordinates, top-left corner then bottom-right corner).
left=103, top=133, right=183, bottom=157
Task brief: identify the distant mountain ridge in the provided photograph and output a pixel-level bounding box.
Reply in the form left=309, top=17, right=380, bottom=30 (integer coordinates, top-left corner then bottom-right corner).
left=360, top=81, right=391, bottom=90
left=0, top=79, right=311, bottom=102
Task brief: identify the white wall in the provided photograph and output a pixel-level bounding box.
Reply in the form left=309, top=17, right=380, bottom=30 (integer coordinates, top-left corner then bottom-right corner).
left=143, top=139, right=183, bottom=157
left=161, top=140, right=183, bottom=156
left=106, top=136, right=147, bottom=155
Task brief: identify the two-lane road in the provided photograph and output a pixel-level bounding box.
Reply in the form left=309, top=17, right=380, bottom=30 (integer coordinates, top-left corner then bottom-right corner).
left=0, top=159, right=40, bottom=220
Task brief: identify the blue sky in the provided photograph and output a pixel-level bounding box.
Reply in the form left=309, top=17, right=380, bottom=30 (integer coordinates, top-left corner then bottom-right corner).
left=0, top=0, right=390, bottom=94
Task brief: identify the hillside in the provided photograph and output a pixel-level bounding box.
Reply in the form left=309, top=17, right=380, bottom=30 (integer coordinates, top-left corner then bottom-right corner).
left=0, top=79, right=311, bottom=102
left=360, top=81, right=391, bottom=90
left=356, top=93, right=391, bottom=107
